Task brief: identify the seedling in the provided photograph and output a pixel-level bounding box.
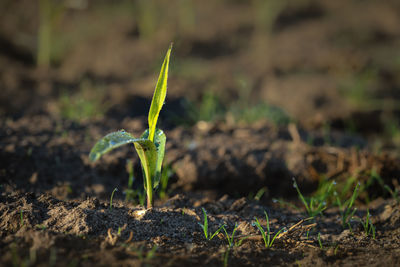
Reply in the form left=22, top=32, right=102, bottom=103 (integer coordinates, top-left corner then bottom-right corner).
left=222, top=223, right=250, bottom=247
left=89, top=44, right=172, bottom=208
left=222, top=223, right=236, bottom=247
left=159, top=163, right=174, bottom=199
left=384, top=184, right=400, bottom=204
left=292, top=178, right=333, bottom=217
left=335, top=182, right=360, bottom=229
left=124, top=160, right=146, bottom=205
left=252, top=211, right=284, bottom=248
left=317, top=232, right=323, bottom=249
left=355, top=210, right=376, bottom=239
left=109, top=188, right=118, bottom=210
left=124, top=160, right=135, bottom=201
left=198, top=208, right=225, bottom=241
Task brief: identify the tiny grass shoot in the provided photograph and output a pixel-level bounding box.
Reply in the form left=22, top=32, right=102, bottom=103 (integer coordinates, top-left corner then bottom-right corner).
left=335, top=182, right=360, bottom=229
left=384, top=184, right=400, bottom=204
left=89, top=44, right=172, bottom=208
left=252, top=211, right=284, bottom=248
left=222, top=223, right=238, bottom=247
left=292, top=178, right=333, bottom=217
left=159, top=163, right=173, bottom=199
left=109, top=188, right=118, bottom=210
left=356, top=210, right=376, bottom=239
left=198, top=208, right=225, bottom=241
left=222, top=223, right=250, bottom=247
left=317, top=232, right=323, bottom=249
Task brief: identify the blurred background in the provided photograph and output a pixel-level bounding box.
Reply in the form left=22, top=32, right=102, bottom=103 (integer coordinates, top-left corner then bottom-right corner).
left=1, top=0, right=400, bottom=151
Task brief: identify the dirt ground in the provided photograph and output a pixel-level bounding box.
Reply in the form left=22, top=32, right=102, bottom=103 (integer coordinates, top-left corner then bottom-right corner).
left=1, top=0, right=400, bottom=266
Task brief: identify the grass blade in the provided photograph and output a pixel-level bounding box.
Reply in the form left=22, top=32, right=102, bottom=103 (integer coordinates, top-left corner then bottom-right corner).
left=200, top=208, right=208, bottom=239
left=210, top=224, right=226, bottom=240
left=269, top=228, right=284, bottom=247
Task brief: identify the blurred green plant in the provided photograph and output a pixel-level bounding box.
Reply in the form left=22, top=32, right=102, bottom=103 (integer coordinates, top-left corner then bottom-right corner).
left=135, top=0, right=159, bottom=39
left=339, top=68, right=378, bottom=109
left=57, top=79, right=110, bottom=122
left=384, top=182, right=400, bottom=204
left=355, top=209, right=376, bottom=239
left=292, top=178, right=335, bottom=218
left=159, top=163, right=174, bottom=200
left=124, top=160, right=146, bottom=205
left=334, top=182, right=360, bottom=229
left=229, top=102, right=291, bottom=125
left=37, top=0, right=66, bottom=67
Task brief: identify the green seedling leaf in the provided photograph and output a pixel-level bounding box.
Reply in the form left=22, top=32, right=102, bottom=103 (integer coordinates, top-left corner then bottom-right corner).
left=148, top=43, right=172, bottom=142
left=89, top=130, right=152, bottom=162
left=199, top=207, right=209, bottom=239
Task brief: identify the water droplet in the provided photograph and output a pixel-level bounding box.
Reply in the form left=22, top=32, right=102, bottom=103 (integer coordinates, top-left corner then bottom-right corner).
left=272, top=199, right=278, bottom=203
left=293, top=182, right=297, bottom=188
left=322, top=201, right=326, bottom=206
left=332, top=181, right=337, bottom=185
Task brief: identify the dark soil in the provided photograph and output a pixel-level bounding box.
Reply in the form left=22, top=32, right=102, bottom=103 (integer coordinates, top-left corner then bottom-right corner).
left=1, top=0, right=400, bottom=266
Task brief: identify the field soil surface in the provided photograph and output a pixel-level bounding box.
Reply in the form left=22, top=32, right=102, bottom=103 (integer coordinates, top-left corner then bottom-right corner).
left=1, top=0, right=400, bottom=266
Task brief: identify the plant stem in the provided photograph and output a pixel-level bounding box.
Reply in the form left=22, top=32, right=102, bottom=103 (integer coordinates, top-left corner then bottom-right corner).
left=146, top=174, right=153, bottom=209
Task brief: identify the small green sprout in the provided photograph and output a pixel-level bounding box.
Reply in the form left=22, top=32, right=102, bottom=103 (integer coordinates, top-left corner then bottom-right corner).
left=384, top=184, right=400, bottom=204
left=198, top=208, right=225, bottom=241
left=252, top=211, right=284, bottom=248
left=124, top=161, right=146, bottom=206
left=109, top=188, right=118, bottom=210
left=222, top=223, right=249, bottom=247
left=292, top=178, right=333, bottom=217
left=335, top=182, right=360, bottom=229
left=159, top=163, right=174, bottom=199
left=20, top=209, right=24, bottom=228
left=89, top=44, right=172, bottom=208
left=356, top=210, right=376, bottom=239
left=117, top=227, right=122, bottom=236
left=317, top=232, right=323, bottom=249
left=222, top=223, right=237, bottom=247
left=124, top=160, right=135, bottom=201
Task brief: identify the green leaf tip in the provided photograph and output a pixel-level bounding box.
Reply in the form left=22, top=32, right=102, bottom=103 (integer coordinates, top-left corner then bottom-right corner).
left=89, top=130, right=151, bottom=162
left=148, top=43, right=173, bottom=142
